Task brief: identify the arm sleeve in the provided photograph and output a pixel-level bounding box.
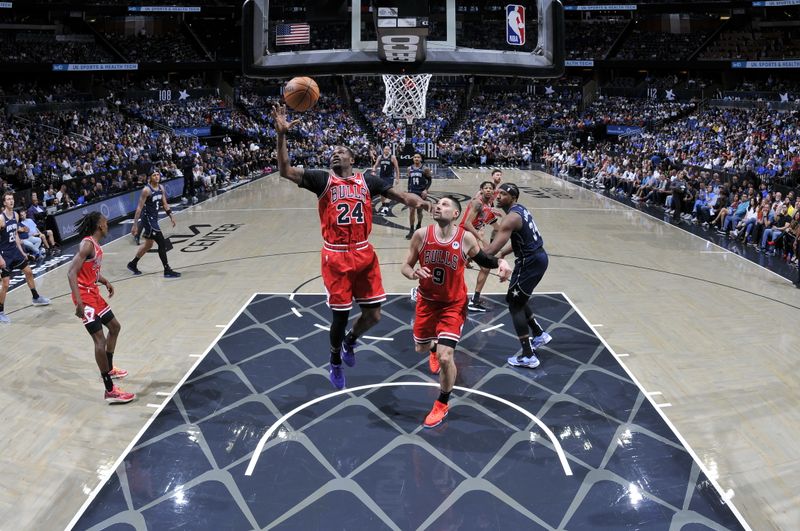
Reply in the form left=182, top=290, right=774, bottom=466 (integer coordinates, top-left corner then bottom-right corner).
left=298, top=169, right=329, bottom=197
left=472, top=249, right=499, bottom=269
left=365, top=173, right=393, bottom=197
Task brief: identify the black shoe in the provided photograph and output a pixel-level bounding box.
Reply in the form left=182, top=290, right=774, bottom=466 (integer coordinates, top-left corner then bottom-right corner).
left=127, top=262, right=142, bottom=275
left=405, top=231, right=414, bottom=239
left=164, top=269, right=181, bottom=278
left=468, top=300, right=488, bottom=312
left=415, top=223, right=422, bottom=230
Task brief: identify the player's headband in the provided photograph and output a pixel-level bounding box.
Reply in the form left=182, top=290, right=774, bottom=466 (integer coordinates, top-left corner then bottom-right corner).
left=498, top=183, right=519, bottom=199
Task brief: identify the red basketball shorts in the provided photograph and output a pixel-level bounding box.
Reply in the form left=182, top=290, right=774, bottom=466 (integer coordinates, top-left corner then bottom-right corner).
left=321, top=244, right=386, bottom=311
left=413, top=296, right=468, bottom=345
left=72, top=287, right=111, bottom=325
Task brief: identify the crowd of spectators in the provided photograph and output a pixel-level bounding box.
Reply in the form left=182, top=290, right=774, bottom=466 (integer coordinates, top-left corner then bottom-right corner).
left=614, top=29, right=712, bottom=61
left=102, top=31, right=207, bottom=63
left=566, top=20, right=627, bottom=60
left=0, top=32, right=116, bottom=63
left=700, top=24, right=800, bottom=61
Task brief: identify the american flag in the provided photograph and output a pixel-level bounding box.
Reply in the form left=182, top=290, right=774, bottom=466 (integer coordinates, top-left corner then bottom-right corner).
left=276, top=23, right=310, bottom=46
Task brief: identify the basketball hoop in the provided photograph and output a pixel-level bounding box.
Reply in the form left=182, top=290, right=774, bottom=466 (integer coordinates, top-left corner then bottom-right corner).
left=382, top=74, right=432, bottom=125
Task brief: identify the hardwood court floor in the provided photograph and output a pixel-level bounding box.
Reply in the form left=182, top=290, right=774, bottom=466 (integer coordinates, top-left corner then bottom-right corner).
left=0, top=169, right=797, bottom=530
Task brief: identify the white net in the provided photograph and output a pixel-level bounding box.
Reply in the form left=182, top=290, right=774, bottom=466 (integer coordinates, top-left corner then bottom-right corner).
left=381, top=74, right=432, bottom=125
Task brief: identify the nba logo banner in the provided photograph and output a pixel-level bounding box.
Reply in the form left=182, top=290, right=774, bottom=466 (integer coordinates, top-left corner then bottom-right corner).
left=506, top=4, right=525, bottom=46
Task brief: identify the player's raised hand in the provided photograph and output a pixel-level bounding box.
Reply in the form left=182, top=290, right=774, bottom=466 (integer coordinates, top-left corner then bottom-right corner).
left=272, top=104, right=301, bottom=134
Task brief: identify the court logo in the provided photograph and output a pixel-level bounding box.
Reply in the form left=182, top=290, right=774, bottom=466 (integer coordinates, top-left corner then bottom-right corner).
left=506, top=5, right=526, bottom=46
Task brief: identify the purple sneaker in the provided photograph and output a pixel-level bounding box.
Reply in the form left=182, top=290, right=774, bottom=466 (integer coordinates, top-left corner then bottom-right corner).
left=341, top=339, right=357, bottom=367
left=329, top=363, right=345, bottom=390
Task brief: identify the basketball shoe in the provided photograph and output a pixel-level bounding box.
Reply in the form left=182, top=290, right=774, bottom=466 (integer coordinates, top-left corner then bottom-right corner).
left=104, top=385, right=136, bottom=404
left=164, top=269, right=181, bottom=278
left=429, top=352, right=440, bottom=374
left=507, top=353, right=541, bottom=369
left=31, top=295, right=50, bottom=306
left=127, top=262, right=142, bottom=275
left=108, top=367, right=128, bottom=379
left=341, top=339, right=357, bottom=367
left=329, top=363, right=345, bottom=390
left=0, top=312, right=9, bottom=324
left=530, top=331, right=552, bottom=350
left=423, top=400, right=448, bottom=428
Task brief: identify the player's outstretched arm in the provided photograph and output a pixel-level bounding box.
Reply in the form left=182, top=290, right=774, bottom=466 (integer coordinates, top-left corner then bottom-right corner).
left=483, top=211, right=521, bottom=257
left=384, top=188, right=431, bottom=212
left=272, top=104, right=304, bottom=184
left=401, top=228, right=429, bottom=281
left=464, top=232, right=511, bottom=280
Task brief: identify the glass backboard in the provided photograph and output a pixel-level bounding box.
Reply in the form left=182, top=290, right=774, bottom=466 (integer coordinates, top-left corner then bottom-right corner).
left=243, top=0, right=564, bottom=79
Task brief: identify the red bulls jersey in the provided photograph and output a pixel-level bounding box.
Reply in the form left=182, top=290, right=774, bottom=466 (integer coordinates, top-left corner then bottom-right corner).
left=460, top=198, right=497, bottom=231
left=77, top=236, right=103, bottom=288
left=318, top=172, right=373, bottom=249
left=418, top=225, right=468, bottom=302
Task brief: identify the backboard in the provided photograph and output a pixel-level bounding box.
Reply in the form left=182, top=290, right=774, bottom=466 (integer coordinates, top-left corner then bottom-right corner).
left=242, top=0, right=564, bottom=79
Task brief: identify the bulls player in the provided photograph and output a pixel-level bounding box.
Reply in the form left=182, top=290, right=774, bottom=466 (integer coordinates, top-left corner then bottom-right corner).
left=405, top=153, right=433, bottom=239
left=402, top=196, right=510, bottom=428
left=484, top=183, right=552, bottom=369
left=371, top=146, right=400, bottom=215
left=0, top=191, right=50, bottom=324
left=461, top=181, right=500, bottom=312
left=67, top=212, right=135, bottom=403
left=272, top=104, right=430, bottom=390
left=127, top=172, right=180, bottom=278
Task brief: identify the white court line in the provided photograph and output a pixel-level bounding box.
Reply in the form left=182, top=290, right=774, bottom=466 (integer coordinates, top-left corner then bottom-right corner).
left=285, top=336, right=299, bottom=341
left=313, top=323, right=330, bottom=331
left=362, top=335, right=393, bottom=341
left=288, top=292, right=296, bottom=301
left=291, top=307, right=302, bottom=318
left=145, top=404, right=161, bottom=409
left=647, top=391, right=663, bottom=396
left=560, top=292, right=752, bottom=531
left=615, top=353, right=630, bottom=357
left=65, top=293, right=259, bottom=531
left=244, top=381, right=573, bottom=478
left=700, top=251, right=729, bottom=254
left=551, top=172, right=793, bottom=285
left=590, top=323, right=603, bottom=327
left=215, top=325, right=226, bottom=328
left=155, top=392, right=171, bottom=397
left=481, top=323, right=504, bottom=333
left=655, top=403, right=673, bottom=408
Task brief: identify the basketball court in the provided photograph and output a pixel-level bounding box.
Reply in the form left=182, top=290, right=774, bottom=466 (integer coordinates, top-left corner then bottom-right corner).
left=2, top=169, right=797, bottom=530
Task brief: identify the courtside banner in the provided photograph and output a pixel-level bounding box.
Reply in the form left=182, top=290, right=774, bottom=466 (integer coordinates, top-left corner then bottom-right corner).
left=0, top=3, right=13, bottom=8
left=752, top=0, right=800, bottom=6
left=564, top=5, right=637, bottom=10
left=732, top=60, right=800, bottom=69
left=128, top=6, right=201, bottom=12
left=565, top=60, right=594, bottom=67
left=53, top=63, right=138, bottom=71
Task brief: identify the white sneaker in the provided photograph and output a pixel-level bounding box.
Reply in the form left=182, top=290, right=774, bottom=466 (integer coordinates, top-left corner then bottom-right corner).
left=530, top=331, right=552, bottom=350
left=32, top=296, right=51, bottom=306
left=507, top=354, right=541, bottom=369
left=0, top=312, right=9, bottom=324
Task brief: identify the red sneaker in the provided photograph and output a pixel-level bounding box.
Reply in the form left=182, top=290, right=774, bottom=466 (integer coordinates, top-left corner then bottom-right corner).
left=104, top=385, right=136, bottom=404
left=428, top=352, right=440, bottom=375
left=424, top=400, right=448, bottom=428
left=108, top=366, right=128, bottom=379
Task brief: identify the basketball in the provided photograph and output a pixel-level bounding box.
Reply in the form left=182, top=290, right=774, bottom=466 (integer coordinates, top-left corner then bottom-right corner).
left=283, top=76, right=319, bottom=112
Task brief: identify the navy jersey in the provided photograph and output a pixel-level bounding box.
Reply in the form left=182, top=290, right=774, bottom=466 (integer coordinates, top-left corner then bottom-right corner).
left=408, top=165, right=428, bottom=193
left=378, top=155, right=394, bottom=180
left=142, top=184, right=163, bottom=229
left=0, top=211, right=19, bottom=253
left=509, top=204, right=544, bottom=256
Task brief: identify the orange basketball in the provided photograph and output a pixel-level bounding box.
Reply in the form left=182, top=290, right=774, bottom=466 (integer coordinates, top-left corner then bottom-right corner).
left=283, top=76, right=319, bottom=112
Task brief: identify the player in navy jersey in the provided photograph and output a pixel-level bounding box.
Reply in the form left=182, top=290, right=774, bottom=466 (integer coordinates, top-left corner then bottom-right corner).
left=402, top=196, right=509, bottom=427
left=0, top=192, right=50, bottom=324
left=273, top=104, right=430, bottom=390
left=371, top=146, right=400, bottom=216
left=484, top=183, right=551, bottom=369
left=405, top=153, right=433, bottom=239
left=127, top=172, right=180, bottom=278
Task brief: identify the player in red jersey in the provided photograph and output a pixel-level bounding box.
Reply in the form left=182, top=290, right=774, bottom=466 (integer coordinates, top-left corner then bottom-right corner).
left=461, top=180, right=500, bottom=312
left=402, top=196, right=510, bottom=427
left=67, top=212, right=135, bottom=404
left=273, top=104, right=430, bottom=390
